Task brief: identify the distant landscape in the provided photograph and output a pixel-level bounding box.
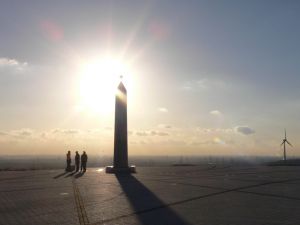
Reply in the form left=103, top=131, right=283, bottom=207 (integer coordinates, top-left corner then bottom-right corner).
left=0, top=155, right=286, bottom=171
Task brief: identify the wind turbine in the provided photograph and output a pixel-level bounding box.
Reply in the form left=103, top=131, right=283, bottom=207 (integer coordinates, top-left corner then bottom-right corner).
left=281, top=129, right=292, bottom=161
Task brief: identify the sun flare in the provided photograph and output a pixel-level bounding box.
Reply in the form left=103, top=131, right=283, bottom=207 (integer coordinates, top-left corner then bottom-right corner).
left=78, top=57, right=131, bottom=114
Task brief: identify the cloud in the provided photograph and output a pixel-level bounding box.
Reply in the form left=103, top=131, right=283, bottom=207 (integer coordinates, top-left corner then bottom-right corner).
left=158, top=107, right=168, bottom=113
left=234, top=126, right=255, bottom=135
left=189, top=137, right=227, bottom=146
left=182, top=79, right=208, bottom=91
left=150, top=131, right=169, bottom=136
left=0, top=128, right=108, bottom=145
left=181, top=78, right=229, bottom=92
left=210, top=110, right=222, bottom=116
left=0, top=57, right=28, bottom=71
left=158, top=124, right=172, bottom=129
left=189, top=140, right=213, bottom=146
left=196, top=79, right=208, bottom=89
left=136, top=131, right=148, bottom=136
left=0, top=58, right=19, bottom=66
left=51, top=129, right=80, bottom=135
left=182, top=84, right=193, bottom=91
left=0, top=129, right=34, bottom=139
left=0, top=131, right=8, bottom=136
left=63, top=129, right=80, bottom=135
left=9, top=129, right=34, bottom=139
left=19, top=130, right=32, bottom=136
left=197, top=128, right=233, bottom=133
left=135, top=130, right=169, bottom=136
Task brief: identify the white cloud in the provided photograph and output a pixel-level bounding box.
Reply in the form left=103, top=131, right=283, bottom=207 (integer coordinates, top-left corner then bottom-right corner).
left=0, top=57, right=28, bottom=71
left=210, top=110, right=222, bottom=116
left=182, top=84, right=193, bottom=91
left=196, top=79, right=209, bottom=89
left=181, top=78, right=229, bottom=92
left=234, top=126, right=255, bottom=135
left=0, top=58, right=18, bottom=66
left=158, top=107, right=168, bottom=113
left=182, top=79, right=208, bottom=91
left=197, top=128, right=233, bottom=133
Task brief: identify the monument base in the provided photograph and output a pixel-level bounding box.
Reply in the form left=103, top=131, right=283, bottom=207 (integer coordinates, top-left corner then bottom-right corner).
left=105, top=165, right=136, bottom=173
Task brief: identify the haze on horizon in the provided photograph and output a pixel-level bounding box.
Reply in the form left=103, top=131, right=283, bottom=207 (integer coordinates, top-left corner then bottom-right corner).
left=0, top=1, right=299, bottom=157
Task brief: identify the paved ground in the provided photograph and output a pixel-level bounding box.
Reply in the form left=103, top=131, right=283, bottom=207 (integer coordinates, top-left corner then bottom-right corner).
left=1, top=165, right=300, bottom=225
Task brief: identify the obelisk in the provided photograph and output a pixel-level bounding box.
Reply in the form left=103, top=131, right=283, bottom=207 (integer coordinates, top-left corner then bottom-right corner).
left=106, top=77, right=136, bottom=173
left=114, top=81, right=128, bottom=168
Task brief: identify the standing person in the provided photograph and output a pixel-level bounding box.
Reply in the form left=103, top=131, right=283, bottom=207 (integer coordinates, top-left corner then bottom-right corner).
left=66, top=151, right=71, bottom=172
left=81, top=151, right=88, bottom=172
left=75, top=151, right=80, bottom=172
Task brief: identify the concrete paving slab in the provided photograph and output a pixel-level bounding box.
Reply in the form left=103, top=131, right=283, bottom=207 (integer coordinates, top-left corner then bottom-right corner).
left=1, top=165, right=300, bottom=225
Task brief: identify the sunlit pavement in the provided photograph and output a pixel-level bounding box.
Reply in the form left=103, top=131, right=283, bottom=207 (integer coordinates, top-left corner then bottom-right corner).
left=1, top=165, right=300, bottom=225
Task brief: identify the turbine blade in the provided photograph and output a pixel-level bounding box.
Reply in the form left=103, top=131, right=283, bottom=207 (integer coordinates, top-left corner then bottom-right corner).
left=285, top=129, right=287, bottom=139
left=286, top=140, right=293, bottom=147
left=281, top=141, right=285, bottom=146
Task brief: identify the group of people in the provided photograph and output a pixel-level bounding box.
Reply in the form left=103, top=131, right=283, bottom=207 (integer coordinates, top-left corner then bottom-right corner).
left=66, top=151, right=88, bottom=172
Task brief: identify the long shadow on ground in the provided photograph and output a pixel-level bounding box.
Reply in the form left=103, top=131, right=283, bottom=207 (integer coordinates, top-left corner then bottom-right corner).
left=53, top=172, right=67, bottom=179
left=75, top=171, right=85, bottom=179
left=116, top=174, right=191, bottom=225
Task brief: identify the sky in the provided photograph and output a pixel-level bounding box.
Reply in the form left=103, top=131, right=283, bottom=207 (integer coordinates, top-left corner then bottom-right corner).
left=0, top=0, right=300, bottom=157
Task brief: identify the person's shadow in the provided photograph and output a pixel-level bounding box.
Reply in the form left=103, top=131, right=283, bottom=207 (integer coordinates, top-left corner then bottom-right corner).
left=75, top=171, right=85, bottom=179
left=116, top=174, right=191, bottom=225
left=53, top=172, right=67, bottom=179
left=65, top=171, right=77, bottom=178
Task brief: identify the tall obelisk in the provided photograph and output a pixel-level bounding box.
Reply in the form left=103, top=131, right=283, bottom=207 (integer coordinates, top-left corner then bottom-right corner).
left=113, top=80, right=128, bottom=168
left=106, top=77, right=136, bottom=173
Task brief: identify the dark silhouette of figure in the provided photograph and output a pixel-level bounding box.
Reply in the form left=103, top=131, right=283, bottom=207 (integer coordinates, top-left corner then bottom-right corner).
left=80, top=151, right=88, bottom=172
left=75, top=151, right=80, bottom=172
left=66, top=151, right=71, bottom=172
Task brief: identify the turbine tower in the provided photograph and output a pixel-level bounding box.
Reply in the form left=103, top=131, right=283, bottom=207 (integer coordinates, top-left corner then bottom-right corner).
left=281, top=129, right=292, bottom=161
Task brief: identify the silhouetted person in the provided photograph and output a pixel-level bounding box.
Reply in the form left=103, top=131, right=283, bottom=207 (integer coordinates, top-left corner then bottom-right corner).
left=75, top=151, right=80, bottom=172
left=66, top=151, right=71, bottom=172
left=81, top=151, right=88, bottom=172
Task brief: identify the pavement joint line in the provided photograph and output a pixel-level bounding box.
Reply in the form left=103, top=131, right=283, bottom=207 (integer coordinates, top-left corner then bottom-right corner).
left=90, top=177, right=300, bottom=225
left=0, top=173, right=52, bottom=182
left=137, top=168, right=300, bottom=180
left=72, top=178, right=90, bottom=225
left=237, top=190, right=300, bottom=201
left=0, top=185, right=74, bottom=193
left=142, top=176, right=300, bottom=201
left=162, top=180, right=300, bottom=201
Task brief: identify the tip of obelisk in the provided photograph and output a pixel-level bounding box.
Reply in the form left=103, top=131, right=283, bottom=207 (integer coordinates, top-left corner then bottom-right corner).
left=105, top=165, right=136, bottom=173
left=118, top=75, right=126, bottom=92
left=118, top=79, right=126, bottom=92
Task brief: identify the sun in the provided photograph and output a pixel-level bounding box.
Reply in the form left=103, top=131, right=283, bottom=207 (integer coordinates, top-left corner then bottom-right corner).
left=77, top=57, right=130, bottom=114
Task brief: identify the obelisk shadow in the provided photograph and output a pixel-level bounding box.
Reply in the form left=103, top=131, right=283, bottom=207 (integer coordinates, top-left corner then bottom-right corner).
left=116, top=174, right=191, bottom=225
